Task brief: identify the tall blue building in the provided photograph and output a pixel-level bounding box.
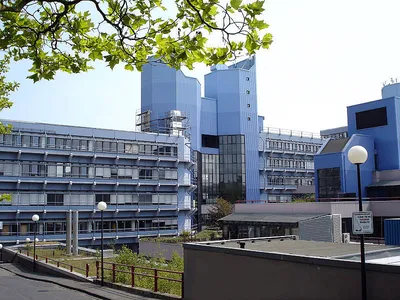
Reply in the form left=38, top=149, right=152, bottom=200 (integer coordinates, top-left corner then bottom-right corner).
left=315, top=82, right=400, bottom=200
left=0, top=120, right=195, bottom=247
left=140, top=56, right=324, bottom=227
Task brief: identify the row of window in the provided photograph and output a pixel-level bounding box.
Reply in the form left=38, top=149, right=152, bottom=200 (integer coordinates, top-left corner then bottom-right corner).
left=260, top=158, right=314, bottom=170
left=0, top=162, right=178, bottom=180
left=0, top=193, right=181, bottom=206
left=321, top=132, right=348, bottom=139
left=0, top=218, right=178, bottom=236
left=261, top=176, right=314, bottom=186
left=0, top=134, right=178, bottom=157
left=260, top=139, right=321, bottom=153
left=267, top=195, right=292, bottom=203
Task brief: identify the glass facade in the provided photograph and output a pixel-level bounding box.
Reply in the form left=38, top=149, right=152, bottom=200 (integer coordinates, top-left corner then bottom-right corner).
left=218, top=135, right=246, bottom=202
left=318, top=168, right=341, bottom=198
left=199, top=135, right=246, bottom=205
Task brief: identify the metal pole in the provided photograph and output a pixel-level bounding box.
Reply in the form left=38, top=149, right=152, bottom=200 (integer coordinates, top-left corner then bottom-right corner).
left=357, top=163, right=367, bottom=300
left=33, top=222, right=37, bottom=272
left=73, top=211, right=79, bottom=256
left=66, top=211, right=72, bottom=255
left=101, top=210, right=104, bottom=286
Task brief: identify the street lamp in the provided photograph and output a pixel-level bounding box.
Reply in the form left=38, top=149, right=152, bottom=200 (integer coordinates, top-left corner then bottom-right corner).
left=348, top=145, right=368, bottom=300
left=97, top=201, right=107, bottom=286
left=32, top=214, right=40, bottom=272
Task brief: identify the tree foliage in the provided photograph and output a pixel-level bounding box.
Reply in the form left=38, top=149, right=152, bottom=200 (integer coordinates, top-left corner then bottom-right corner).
left=292, top=193, right=316, bottom=203
left=208, top=197, right=233, bottom=225
left=112, top=245, right=184, bottom=296
left=0, top=0, right=273, bottom=129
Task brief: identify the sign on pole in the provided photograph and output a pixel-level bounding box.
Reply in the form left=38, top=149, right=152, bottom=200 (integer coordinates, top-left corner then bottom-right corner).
left=352, top=211, right=373, bottom=235
left=0, top=221, right=2, bottom=230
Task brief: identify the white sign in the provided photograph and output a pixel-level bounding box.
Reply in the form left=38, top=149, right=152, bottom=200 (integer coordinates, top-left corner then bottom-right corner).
left=352, top=211, right=373, bottom=235
left=0, top=221, right=2, bottom=230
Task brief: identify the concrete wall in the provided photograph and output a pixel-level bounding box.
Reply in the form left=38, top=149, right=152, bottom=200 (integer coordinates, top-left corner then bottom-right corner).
left=1, top=247, right=89, bottom=282
left=183, top=244, right=400, bottom=300
left=139, top=241, right=183, bottom=260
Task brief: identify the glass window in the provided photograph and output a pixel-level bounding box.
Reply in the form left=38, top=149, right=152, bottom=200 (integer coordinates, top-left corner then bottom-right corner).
left=111, top=142, right=117, bottom=152
left=65, top=139, right=72, bottom=150
left=14, top=135, right=21, bottom=147
left=22, top=135, right=30, bottom=147
left=47, top=194, right=64, bottom=206
left=80, top=140, right=88, bottom=151
left=71, top=166, right=79, bottom=177
left=103, top=141, right=110, bottom=152
left=56, top=138, right=64, bottom=149
left=118, top=142, right=124, bottom=153
left=318, top=168, right=341, bottom=198
left=95, top=141, right=103, bottom=152
left=47, top=137, right=55, bottom=148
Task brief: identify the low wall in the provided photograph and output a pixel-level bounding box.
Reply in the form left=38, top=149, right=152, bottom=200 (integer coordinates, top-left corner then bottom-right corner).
left=183, top=243, right=400, bottom=300
left=139, top=241, right=183, bottom=260
left=1, top=247, right=89, bottom=282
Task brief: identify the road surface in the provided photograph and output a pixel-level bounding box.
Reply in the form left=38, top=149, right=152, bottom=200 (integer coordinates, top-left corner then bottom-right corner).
left=0, top=268, right=98, bottom=300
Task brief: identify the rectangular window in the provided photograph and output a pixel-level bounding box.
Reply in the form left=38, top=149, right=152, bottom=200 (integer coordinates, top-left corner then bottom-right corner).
left=80, top=140, right=88, bottom=151
left=47, top=137, right=55, bottom=148
left=318, top=168, right=341, bottom=198
left=47, top=194, right=64, bottom=206
left=95, top=194, right=110, bottom=204
left=22, top=135, right=30, bottom=147
left=356, top=107, right=388, bottom=130
left=72, top=139, right=79, bottom=150
left=202, top=135, right=219, bottom=148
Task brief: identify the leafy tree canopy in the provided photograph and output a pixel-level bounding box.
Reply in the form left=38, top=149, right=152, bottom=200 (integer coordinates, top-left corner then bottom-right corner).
left=0, top=0, right=273, bottom=130
left=208, top=197, right=233, bottom=225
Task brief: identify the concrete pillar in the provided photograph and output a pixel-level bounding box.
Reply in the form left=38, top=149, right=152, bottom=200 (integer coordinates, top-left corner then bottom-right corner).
left=72, top=211, right=79, bottom=256
left=66, top=211, right=72, bottom=255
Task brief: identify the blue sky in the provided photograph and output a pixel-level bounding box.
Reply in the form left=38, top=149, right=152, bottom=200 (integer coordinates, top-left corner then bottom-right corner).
left=2, top=0, right=400, bottom=133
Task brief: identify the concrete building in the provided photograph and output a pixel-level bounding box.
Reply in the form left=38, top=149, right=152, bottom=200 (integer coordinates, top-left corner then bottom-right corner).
left=183, top=237, right=400, bottom=300
left=0, top=120, right=195, bottom=248
left=315, top=82, right=400, bottom=200
left=140, top=56, right=324, bottom=227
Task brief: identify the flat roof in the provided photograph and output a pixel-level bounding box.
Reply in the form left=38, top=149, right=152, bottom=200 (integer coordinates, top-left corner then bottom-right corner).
left=201, top=238, right=390, bottom=258
left=219, top=213, right=326, bottom=224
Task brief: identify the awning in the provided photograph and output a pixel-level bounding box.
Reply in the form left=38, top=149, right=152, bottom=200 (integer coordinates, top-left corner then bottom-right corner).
left=368, top=180, right=400, bottom=188
left=219, top=213, right=327, bottom=224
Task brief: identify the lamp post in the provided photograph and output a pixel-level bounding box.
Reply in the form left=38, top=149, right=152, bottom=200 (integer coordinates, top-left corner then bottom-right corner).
left=97, top=201, right=107, bottom=286
left=348, top=145, right=368, bottom=300
left=0, top=244, right=3, bottom=262
left=32, top=214, right=40, bottom=272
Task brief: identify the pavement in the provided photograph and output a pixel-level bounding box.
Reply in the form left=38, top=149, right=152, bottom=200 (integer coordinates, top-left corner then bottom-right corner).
left=0, top=263, right=157, bottom=300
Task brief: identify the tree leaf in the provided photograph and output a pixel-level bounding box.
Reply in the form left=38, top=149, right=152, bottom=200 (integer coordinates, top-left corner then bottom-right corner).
left=230, top=0, right=242, bottom=10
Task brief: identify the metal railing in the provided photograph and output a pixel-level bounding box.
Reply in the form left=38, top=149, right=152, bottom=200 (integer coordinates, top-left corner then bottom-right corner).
left=96, top=261, right=184, bottom=297
left=263, top=127, right=322, bottom=139
left=18, top=249, right=90, bottom=277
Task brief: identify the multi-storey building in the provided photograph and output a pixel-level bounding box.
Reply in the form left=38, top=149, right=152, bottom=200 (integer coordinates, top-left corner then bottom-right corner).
left=315, top=82, right=400, bottom=200
left=258, top=127, right=323, bottom=202
left=140, top=56, right=325, bottom=227
left=320, top=126, right=349, bottom=140
left=0, top=120, right=195, bottom=248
